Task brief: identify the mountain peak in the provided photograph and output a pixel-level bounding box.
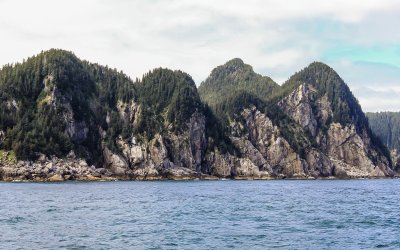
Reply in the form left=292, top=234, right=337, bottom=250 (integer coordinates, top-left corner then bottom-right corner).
left=38, top=49, right=78, bottom=63
left=224, top=58, right=245, bottom=67
left=284, top=61, right=343, bottom=88
left=198, top=59, right=278, bottom=106
left=279, top=60, right=372, bottom=139
left=210, top=58, right=251, bottom=77
left=41, top=48, right=75, bottom=56
left=307, top=61, right=332, bottom=69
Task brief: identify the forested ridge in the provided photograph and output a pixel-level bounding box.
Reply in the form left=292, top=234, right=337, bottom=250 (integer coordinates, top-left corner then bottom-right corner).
left=0, top=49, right=224, bottom=162
left=198, top=60, right=390, bottom=164
left=276, top=62, right=391, bottom=163
left=0, top=49, right=393, bottom=172
left=367, top=112, right=400, bottom=152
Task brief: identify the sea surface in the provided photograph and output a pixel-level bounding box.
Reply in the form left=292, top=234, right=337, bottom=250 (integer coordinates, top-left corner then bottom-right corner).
left=0, top=180, right=399, bottom=249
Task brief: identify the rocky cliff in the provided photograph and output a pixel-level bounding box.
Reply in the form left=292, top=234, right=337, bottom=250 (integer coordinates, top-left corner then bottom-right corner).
left=0, top=50, right=395, bottom=181
left=199, top=61, right=394, bottom=179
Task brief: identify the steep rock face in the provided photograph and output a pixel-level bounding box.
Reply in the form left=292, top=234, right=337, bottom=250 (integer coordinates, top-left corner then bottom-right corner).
left=204, top=150, right=234, bottom=177
left=197, top=59, right=395, bottom=179
left=324, top=123, right=387, bottom=177
left=116, top=100, right=141, bottom=128
left=0, top=130, right=4, bottom=144
left=230, top=138, right=269, bottom=171
left=266, top=137, right=306, bottom=177
left=278, top=83, right=318, bottom=137
left=278, top=83, right=334, bottom=139
left=103, top=147, right=129, bottom=176
left=200, top=60, right=394, bottom=178
left=188, top=112, right=207, bottom=171
left=305, top=149, right=333, bottom=177
left=229, top=106, right=307, bottom=178
left=279, top=82, right=393, bottom=177
left=102, top=111, right=207, bottom=179
left=203, top=149, right=271, bottom=179
left=164, top=111, right=206, bottom=172
left=240, top=107, right=278, bottom=157
left=391, top=150, right=400, bottom=171
left=315, top=95, right=333, bottom=126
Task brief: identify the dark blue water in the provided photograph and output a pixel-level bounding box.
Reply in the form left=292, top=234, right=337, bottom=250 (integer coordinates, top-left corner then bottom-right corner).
left=0, top=180, right=399, bottom=249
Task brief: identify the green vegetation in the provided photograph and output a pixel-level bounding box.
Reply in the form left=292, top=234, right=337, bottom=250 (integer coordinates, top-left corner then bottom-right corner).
left=198, top=58, right=278, bottom=106
left=0, top=150, right=17, bottom=163
left=276, top=62, right=367, bottom=132
left=135, top=68, right=202, bottom=138
left=273, top=62, right=391, bottom=164
left=0, top=49, right=81, bottom=160
left=0, top=49, right=136, bottom=163
left=199, top=60, right=390, bottom=163
left=203, top=103, right=238, bottom=155
left=367, top=112, right=400, bottom=152
left=0, top=50, right=393, bottom=170
left=198, top=59, right=314, bottom=157
left=198, top=58, right=308, bottom=154
left=0, top=50, right=222, bottom=162
left=208, top=90, right=313, bottom=157
left=83, top=62, right=136, bottom=155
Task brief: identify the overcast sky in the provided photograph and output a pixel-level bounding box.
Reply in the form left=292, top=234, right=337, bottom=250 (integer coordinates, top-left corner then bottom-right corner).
left=0, top=0, right=399, bottom=112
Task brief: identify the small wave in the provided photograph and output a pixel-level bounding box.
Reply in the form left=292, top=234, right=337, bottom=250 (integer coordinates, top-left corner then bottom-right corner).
left=0, top=216, right=25, bottom=224
left=375, top=241, right=400, bottom=248
left=356, top=220, right=377, bottom=226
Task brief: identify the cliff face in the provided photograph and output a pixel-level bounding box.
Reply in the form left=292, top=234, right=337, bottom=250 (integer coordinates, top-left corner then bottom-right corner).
left=278, top=83, right=392, bottom=177
left=0, top=50, right=395, bottom=180
left=102, top=109, right=207, bottom=180
left=198, top=60, right=394, bottom=179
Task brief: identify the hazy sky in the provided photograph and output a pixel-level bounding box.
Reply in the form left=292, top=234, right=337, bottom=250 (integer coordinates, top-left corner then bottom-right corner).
left=0, top=0, right=399, bottom=112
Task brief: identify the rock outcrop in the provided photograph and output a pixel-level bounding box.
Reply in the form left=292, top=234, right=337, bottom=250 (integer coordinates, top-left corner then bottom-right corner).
left=391, top=150, right=400, bottom=172
left=0, top=152, right=113, bottom=181
left=99, top=110, right=210, bottom=180
left=277, top=81, right=393, bottom=178
left=231, top=107, right=306, bottom=178
left=278, top=83, right=318, bottom=137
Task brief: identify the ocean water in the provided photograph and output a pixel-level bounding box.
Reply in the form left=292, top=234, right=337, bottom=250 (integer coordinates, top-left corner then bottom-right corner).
left=0, top=180, right=399, bottom=249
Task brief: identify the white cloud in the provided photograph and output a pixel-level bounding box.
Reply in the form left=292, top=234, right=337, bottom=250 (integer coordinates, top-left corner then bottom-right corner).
left=0, top=0, right=399, bottom=111
left=174, top=0, right=398, bottom=23
left=359, top=95, right=400, bottom=112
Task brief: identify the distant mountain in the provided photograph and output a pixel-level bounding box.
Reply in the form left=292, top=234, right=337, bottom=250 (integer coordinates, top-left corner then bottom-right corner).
left=367, top=112, right=400, bottom=151
left=0, top=50, right=395, bottom=181
left=367, top=112, right=400, bottom=170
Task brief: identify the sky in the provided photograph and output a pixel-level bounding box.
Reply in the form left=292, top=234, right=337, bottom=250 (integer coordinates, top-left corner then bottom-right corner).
left=0, top=0, right=399, bottom=112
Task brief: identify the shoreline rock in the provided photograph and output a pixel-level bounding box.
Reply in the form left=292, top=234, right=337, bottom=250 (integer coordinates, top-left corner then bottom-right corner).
left=1, top=150, right=397, bottom=182
left=1, top=164, right=397, bottom=182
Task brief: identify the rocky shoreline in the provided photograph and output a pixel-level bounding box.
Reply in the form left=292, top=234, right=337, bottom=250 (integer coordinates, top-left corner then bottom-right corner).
left=1, top=155, right=397, bottom=182
left=2, top=175, right=397, bottom=182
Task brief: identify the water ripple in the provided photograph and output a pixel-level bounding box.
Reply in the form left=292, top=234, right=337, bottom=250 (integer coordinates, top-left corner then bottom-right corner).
left=0, top=180, right=399, bottom=249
